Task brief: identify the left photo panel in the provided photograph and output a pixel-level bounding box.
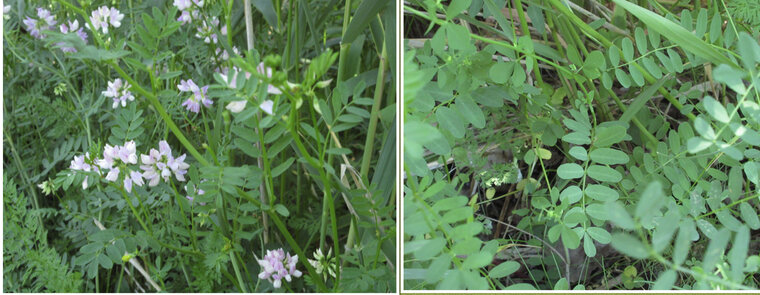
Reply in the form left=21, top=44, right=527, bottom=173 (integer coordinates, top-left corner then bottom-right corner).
left=3, top=0, right=396, bottom=292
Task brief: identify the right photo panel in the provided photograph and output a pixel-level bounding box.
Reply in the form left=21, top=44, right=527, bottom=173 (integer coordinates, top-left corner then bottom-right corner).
left=403, top=0, right=760, bottom=291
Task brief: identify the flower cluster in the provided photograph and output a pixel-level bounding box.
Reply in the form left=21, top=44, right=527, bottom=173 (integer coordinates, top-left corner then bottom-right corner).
left=23, top=8, right=57, bottom=39
left=103, top=78, right=135, bottom=108
left=140, top=140, right=189, bottom=186
left=98, top=141, right=144, bottom=193
left=69, top=152, right=99, bottom=189
left=223, top=62, right=281, bottom=115
left=178, top=79, right=212, bottom=113
left=195, top=17, right=221, bottom=44
left=185, top=183, right=206, bottom=206
left=69, top=141, right=189, bottom=193
left=257, top=248, right=302, bottom=289
left=307, top=248, right=338, bottom=281
left=57, top=20, right=88, bottom=53
left=173, top=0, right=203, bottom=24
left=88, top=6, right=124, bottom=34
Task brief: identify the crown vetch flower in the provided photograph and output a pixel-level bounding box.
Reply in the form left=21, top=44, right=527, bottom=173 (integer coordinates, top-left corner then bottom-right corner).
left=103, top=78, right=135, bottom=108
left=307, top=248, right=338, bottom=280
left=257, top=248, right=302, bottom=289
left=178, top=79, right=212, bottom=113
left=69, top=152, right=99, bottom=189
left=24, top=8, right=57, bottom=39
left=256, top=62, right=283, bottom=95
left=185, top=183, right=206, bottom=205
left=195, top=17, right=220, bottom=44
left=140, top=140, right=189, bottom=186
left=98, top=141, right=143, bottom=193
left=88, top=6, right=123, bottom=34
left=174, top=0, right=203, bottom=24
left=58, top=20, right=88, bottom=53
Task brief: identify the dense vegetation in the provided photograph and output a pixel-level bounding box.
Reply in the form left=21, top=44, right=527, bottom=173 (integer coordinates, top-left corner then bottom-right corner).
left=404, top=0, right=760, bottom=290
left=4, top=0, right=395, bottom=292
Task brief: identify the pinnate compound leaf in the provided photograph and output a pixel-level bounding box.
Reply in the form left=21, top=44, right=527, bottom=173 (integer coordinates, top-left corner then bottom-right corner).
left=611, top=0, right=734, bottom=66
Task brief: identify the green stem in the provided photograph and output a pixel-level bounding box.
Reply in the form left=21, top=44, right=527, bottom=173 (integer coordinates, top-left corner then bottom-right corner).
left=336, top=0, right=353, bottom=83
left=359, top=45, right=388, bottom=179
left=230, top=251, right=249, bottom=292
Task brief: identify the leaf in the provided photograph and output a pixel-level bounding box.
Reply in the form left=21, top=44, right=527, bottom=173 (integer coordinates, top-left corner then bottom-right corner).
left=635, top=27, right=648, bottom=55
left=673, top=219, right=694, bottom=265
left=569, top=146, right=588, bottom=161
left=730, top=123, right=760, bottom=145
left=609, top=45, right=620, bottom=67
left=586, top=227, right=611, bottom=244
left=622, top=38, right=635, bottom=62
left=557, top=163, right=584, bottom=179
left=554, top=277, right=570, bottom=290
left=585, top=184, right=619, bottom=201
left=585, top=204, right=609, bottom=220
left=611, top=0, right=734, bottom=67
left=694, top=117, right=716, bottom=140
left=703, top=96, right=730, bottom=123
left=589, top=148, right=629, bottom=165
left=713, top=64, right=748, bottom=95
left=435, top=106, right=466, bottom=138
left=728, top=226, right=749, bottom=282
left=489, top=261, right=519, bottom=279
left=652, top=270, right=676, bottom=290
left=343, top=0, right=388, bottom=44
left=634, top=181, right=664, bottom=220
left=489, top=62, right=510, bottom=84
left=446, top=0, right=472, bottom=19
left=561, top=226, right=581, bottom=249
left=738, top=32, right=760, bottom=69
left=687, top=137, right=712, bottom=153
left=702, top=227, right=731, bottom=273
left=560, top=185, right=583, bottom=204
left=606, top=201, right=635, bottom=230
left=462, top=251, right=493, bottom=270
left=739, top=202, right=760, bottom=229
left=629, top=65, right=645, bottom=86
left=270, top=157, right=295, bottom=178
left=562, top=132, right=591, bottom=145
left=593, top=125, right=628, bottom=147
left=454, top=95, right=485, bottom=128
left=586, top=165, right=622, bottom=183
left=610, top=233, right=650, bottom=259
left=615, top=69, right=632, bottom=88
left=583, top=234, right=597, bottom=257
left=619, top=76, right=668, bottom=124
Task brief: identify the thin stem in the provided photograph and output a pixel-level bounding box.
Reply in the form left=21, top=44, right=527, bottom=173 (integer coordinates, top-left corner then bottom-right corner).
left=360, top=44, right=388, bottom=179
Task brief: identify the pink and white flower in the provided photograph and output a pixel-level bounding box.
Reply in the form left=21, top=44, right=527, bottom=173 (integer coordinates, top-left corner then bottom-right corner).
left=58, top=20, right=88, bottom=53
left=178, top=79, right=212, bottom=113
left=140, top=140, right=189, bottom=186
left=195, top=17, right=220, bottom=44
left=256, top=248, right=302, bottom=289
left=103, top=78, right=135, bottom=108
left=69, top=152, right=99, bottom=189
left=88, top=6, right=123, bottom=34
left=23, top=8, right=57, bottom=39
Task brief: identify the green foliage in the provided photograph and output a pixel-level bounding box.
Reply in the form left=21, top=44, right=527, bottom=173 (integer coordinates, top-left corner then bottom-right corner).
left=405, top=0, right=760, bottom=290
left=3, top=175, right=84, bottom=292
left=5, top=0, right=394, bottom=292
